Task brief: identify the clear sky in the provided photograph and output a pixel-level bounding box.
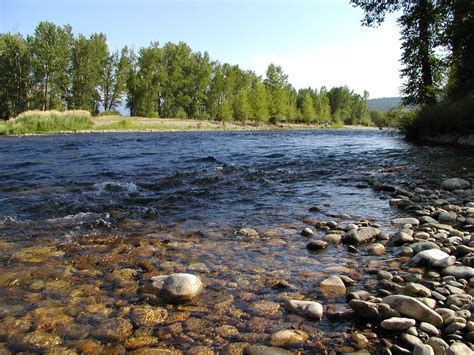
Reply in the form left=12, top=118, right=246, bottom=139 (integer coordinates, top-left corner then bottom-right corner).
left=1, top=0, right=402, bottom=98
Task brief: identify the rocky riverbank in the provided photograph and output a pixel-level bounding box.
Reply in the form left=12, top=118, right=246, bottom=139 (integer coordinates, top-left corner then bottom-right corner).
left=0, top=175, right=473, bottom=354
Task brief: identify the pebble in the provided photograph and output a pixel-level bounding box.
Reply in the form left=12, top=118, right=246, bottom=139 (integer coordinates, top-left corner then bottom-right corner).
left=153, top=273, right=203, bottom=302
left=301, top=227, right=314, bottom=237
left=286, top=300, right=323, bottom=320
left=413, top=344, right=435, bottom=355
left=446, top=342, right=474, bottom=355
left=383, top=295, right=443, bottom=326
left=306, top=240, right=328, bottom=251
left=368, top=243, right=386, bottom=256
left=350, top=333, right=369, bottom=350
left=381, top=317, right=416, bottom=331
left=270, top=329, right=308, bottom=347
left=320, top=276, right=347, bottom=297
left=392, top=218, right=420, bottom=227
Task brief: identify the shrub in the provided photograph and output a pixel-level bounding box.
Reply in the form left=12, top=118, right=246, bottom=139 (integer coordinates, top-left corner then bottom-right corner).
left=98, top=110, right=122, bottom=117
left=5, top=110, right=93, bottom=134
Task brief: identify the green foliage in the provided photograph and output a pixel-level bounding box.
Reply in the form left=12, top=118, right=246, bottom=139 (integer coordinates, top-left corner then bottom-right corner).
left=0, top=34, right=30, bottom=119
left=27, top=21, right=73, bottom=111
left=264, top=64, right=289, bottom=121
left=98, top=110, right=122, bottom=117
left=233, top=88, right=251, bottom=122
left=250, top=80, right=268, bottom=123
left=4, top=110, right=93, bottom=134
left=300, top=92, right=316, bottom=122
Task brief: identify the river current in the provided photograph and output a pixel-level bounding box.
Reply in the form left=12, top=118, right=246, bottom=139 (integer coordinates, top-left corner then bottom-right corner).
left=0, top=130, right=473, bottom=352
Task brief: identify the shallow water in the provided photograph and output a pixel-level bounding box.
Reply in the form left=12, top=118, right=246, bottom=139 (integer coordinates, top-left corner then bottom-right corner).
left=0, top=130, right=473, bottom=352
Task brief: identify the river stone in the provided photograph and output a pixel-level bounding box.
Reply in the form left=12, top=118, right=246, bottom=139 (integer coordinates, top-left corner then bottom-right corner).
left=350, top=333, right=369, bottom=350
left=441, top=178, right=470, bottom=191
left=410, top=242, right=439, bottom=254
left=341, top=227, right=380, bottom=245
left=400, top=333, right=423, bottom=350
left=238, top=227, right=259, bottom=238
left=94, top=318, right=133, bottom=342
left=438, top=211, right=457, bottom=224
left=367, top=243, right=385, bottom=256
left=348, top=299, right=381, bottom=320
left=432, top=256, right=456, bottom=268
left=405, top=283, right=431, bottom=297
left=301, top=227, right=314, bottom=237
left=286, top=300, right=323, bottom=320
left=306, top=240, right=328, bottom=251
left=320, top=276, right=346, bottom=297
left=270, top=329, right=308, bottom=347
left=381, top=317, right=416, bottom=331
left=129, top=305, right=168, bottom=327
left=20, top=330, right=62, bottom=351
left=413, top=344, right=435, bottom=355
left=447, top=342, right=473, bottom=355
left=392, top=217, right=420, bottom=227
left=245, top=345, right=294, bottom=355
left=323, top=234, right=342, bottom=245
left=412, top=249, right=450, bottom=265
left=383, top=295, right=443, bottom=327
left=156, top=273, right=203, bottom=302
left=427, top=337, right=449, bottom=355
left=442, top=265, right=474, bottom=279
left=419, top=322, right=439, bottom=336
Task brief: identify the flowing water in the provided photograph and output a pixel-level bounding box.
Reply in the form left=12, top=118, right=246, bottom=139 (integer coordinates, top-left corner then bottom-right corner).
left=0, top=130, right=473, bottom=353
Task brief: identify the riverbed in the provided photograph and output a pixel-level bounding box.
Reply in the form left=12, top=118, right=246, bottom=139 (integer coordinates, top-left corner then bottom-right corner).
left=0, top=130, right=473, bottom=353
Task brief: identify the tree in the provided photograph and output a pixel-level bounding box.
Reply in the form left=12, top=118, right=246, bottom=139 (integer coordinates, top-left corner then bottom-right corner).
left=300, top=91, right=316, bottom=122
left=328, top=86, right=354, bottom=123
left=314, top=88, right=331, bottom=123
left=100, top=47, right=130, bottom=112
left=250, top=80, right=268, bottom=123
left=264, top=63, right=289, bottom=121
left=351, top=1, right=442, bottom=106
left=27, top=21, right=72, bottom=110
left=233, top=87, right=251, bottom=122
left=0, top=34, right=30, bottom=119
left=70, top=33, right=108, bottom=112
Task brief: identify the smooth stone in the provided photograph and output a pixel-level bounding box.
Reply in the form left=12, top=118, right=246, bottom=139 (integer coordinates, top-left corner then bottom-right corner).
left=245, top=345, right=294, bottom=355
left=400, top=333, right=423, bottom=349
left=413, top=344, right=435, bottom=355
left=412, top=249, right=450, bottom=265
left=320, top=276, right=346, bottom=297
left=94, top=318, right=133, bottom=342
left=442, top=265, right=474, bottom=279
left=441, top=178, right=470, bottom=191
left=392, top=218, right=420, bottom=227
left=286, top=300, right=323, bottom=320
left=409, top=242, right=439, bottom=254
left=438, top=212, right=457, bottom=224
left=306, top=240, right=328, bottom=251
left=270, top=329, right=308, bottom=347
left=446, top=342, right=474, bottom=355
left=368, top=243, right=386, bottom=256
left=154, top=273, right=203, bottom=302
left=341, top=226, right=380, bottom=245
left=432, top=256, right=456, bottom=268
left=301, top=227, right=314, bottom=237
left=383, top=295, right=443, bottom=326
left=381, top=317, right=416, bottom=331
left=427, top=337, right=449, bottom=355
left=405, top=283, right=431, bottom=297
left=393, top=229, right=414, bottom=244
left=350, top=333, right=369, bottom=350
left=377, top=270, right=393, bottom=280
left=323, top=234, right=342, bottom=245
left=419, top=322, right=439, bottom=336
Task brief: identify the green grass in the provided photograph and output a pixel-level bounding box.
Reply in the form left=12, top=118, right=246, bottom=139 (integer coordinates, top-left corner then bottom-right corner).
left=2, top=110, right=93, bottom=135
left=0, top=121, right=6, bottom=135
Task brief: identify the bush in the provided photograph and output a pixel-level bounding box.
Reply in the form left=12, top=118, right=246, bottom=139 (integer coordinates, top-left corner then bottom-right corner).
left=5, top=110, right=93, bottom=134
left=401, top=96, right=474, bottom=139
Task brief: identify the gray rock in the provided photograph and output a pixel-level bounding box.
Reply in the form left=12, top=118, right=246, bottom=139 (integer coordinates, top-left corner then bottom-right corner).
left=238, top=227, right=259, bottom=238
left=392, top=217, right=420, bottom=227
left=341, top=226, right=380, bottom=245
left=286, top=300, right=323, bottom=320
left=393, top=229, right=414, bottom=244
left=419, top=322, right=439, bottom=336
left=320, top=275, right=346, bottom=297
left=441, top=178, right=470, bottom=191
left=442, top=265, right=474, bottom=279
left=381, top=317, right=416, bottom=331
left=404, top=283, right=431, bottom=297
left=323, top=234, right=342, bottom=245
left=419, top=216, right=438, bottom=224
left=413, top=344, right=435, bottom=355
left=409, top=241, right=439, bottom=254
left=400, top=333, right=423, bottom=349
left=348, top=299, right=381, bottom=320
left=438, top=211, right=457, bottom=224
left=446, top=342, right=473, bottom=355
left=350, top=333, right=369, bottom=350
left=301, top=227, right=314, bottom=237
left=412, top=249, right=450, bottom=265
left=153, top=273, right=203, bottom=302
left=306, top=240, right=328, bottom=251
left=383, top=295, right=443, bottom=327
left=245, top=345, right=294, bottom=355
left=427, top=337, right=449, bottom=355
left=432, top=256, right=456, bottom=268
left=367, top=243, right=386, bottom=256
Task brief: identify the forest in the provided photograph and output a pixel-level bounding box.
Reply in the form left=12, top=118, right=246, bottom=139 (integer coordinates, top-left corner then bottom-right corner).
left=0, top=21, right=373, bottom=126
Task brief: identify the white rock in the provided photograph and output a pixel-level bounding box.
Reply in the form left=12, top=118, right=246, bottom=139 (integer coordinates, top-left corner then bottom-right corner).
left=286, top=300, right=323, bottom=320
left=152, top=273, right=203, bottom=302
left=412, top=249, right=450, bottom=265
left=380, top=317, right=416, bottom=331
left=383, top=295, right=443, bottom=327
left=391, top=217, right=420, bottom=227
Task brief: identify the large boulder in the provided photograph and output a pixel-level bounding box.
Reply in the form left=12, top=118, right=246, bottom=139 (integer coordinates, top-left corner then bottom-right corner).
left=383, top=295, right=443, bottom=327
left=441, top=265, right=474, bottom=279
left=412, top=249, right=450, bottom=266
left=341, top=227, right=380, bottom=245
left=441, top=178, right=470, bottom=191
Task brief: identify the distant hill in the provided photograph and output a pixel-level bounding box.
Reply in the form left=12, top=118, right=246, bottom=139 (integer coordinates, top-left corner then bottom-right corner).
left=367, top=97, right=402, bottom=111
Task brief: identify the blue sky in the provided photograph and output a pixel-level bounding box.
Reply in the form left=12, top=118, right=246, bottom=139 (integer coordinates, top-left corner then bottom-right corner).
left=1, top=0, right=402, bottom=98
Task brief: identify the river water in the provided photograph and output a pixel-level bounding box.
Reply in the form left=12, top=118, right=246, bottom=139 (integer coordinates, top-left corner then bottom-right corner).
left=0, top=130, right=473, bottom=353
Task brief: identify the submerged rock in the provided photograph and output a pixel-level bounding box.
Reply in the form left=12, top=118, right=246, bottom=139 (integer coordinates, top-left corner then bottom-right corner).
left=270, top=329, right=308, bottom=347
left=441, top=178, right=470, bottom=191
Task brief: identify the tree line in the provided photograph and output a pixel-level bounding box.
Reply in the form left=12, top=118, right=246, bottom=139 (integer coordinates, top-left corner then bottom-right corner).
left=0, top=21, right=372, bottom=125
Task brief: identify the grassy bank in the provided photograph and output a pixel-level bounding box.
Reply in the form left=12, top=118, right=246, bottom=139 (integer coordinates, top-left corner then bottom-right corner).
left=0, top=111, right=360, bottom=136
left=2, top=110, right=93, bottom=135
